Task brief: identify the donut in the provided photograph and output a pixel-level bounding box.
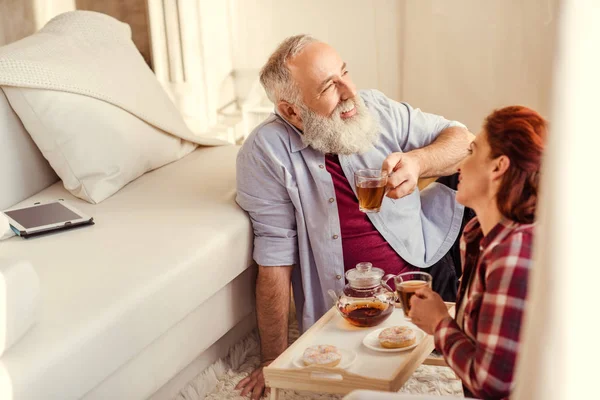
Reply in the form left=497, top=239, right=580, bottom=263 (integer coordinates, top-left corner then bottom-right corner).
left=302, top=345, right=342, bottom=367
left=378, top=326, right=416, bottom=349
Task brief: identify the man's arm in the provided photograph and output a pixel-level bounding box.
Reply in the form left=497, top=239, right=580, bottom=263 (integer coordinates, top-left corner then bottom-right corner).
left=256, top=265, right=293, bottom=362
left=235, top=145, right=298, bottom=399
left=236, top=265, right=292, bottom=399
left=383, top=126, right=474, bottom=199
left=408, top=126, right=474, bottom=178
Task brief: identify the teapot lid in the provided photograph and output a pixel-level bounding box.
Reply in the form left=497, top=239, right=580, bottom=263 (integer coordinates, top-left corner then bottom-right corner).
left=345, top=262, right=384, bottom=289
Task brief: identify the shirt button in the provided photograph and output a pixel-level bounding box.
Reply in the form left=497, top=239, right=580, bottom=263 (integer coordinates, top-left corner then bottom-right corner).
left=332, top=234, right=339, bottom=239
left=319, top=164, right=325, bottom=169
left=328, top=198, right=335, bottom=203
left=336, top=274, right=342, bottom=280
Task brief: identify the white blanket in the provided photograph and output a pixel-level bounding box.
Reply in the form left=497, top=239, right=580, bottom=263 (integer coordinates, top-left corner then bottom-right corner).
left=0, top=11, right=225, bottom=147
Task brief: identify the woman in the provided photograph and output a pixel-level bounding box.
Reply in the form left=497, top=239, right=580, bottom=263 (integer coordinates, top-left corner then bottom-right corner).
left=409, top=106, right=546, bottom=400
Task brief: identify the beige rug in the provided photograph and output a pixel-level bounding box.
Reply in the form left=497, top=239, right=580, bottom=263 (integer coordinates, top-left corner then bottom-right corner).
left=174, top=318, right=463, bottom=400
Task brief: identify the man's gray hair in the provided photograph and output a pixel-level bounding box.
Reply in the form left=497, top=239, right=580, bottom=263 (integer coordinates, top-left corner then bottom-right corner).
left=259, top=34, right=318, bottom=105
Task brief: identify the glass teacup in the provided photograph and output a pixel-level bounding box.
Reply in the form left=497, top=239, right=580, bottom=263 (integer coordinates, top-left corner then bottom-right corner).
left=381, top=271, right=432, bottom=319
left=354, top=169, right=388, bottom=213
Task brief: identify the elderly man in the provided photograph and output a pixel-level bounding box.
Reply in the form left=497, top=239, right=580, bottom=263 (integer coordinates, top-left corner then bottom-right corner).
left=235, top=35, right=474, bottom=399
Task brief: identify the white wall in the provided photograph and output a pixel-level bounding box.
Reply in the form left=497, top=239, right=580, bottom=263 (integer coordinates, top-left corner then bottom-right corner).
left=229, top=0, right=557, bottom=133
left=229, top=0, right=404, bottom=101
left=1, top=0, right=559, bottom=142
left=402, top=0, right=558, bottom=132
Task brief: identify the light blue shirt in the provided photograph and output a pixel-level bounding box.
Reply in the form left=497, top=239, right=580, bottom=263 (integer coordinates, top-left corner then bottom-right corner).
left=236, top=89, right=465, bottom=331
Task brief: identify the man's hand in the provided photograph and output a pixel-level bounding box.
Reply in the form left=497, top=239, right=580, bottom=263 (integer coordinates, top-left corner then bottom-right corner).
left=382, top=152, right=422, bottom=199
left=409, top=286, right=450, bottom=335
left=235, top=360, right=273, bottom=400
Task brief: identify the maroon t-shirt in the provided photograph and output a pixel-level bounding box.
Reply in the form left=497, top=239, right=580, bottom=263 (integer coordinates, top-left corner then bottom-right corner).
left=325, top=154, right=417, bottom=275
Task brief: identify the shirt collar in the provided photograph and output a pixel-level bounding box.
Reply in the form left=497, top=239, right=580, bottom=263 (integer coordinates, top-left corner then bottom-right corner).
left=463, top=217, right=517, bottom=250
left=273, top=110, right=308, bottom=153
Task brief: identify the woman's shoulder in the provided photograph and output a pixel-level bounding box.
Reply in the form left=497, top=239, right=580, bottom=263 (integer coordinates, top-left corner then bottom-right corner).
left=486, top=221, right=536, bottom=268
left=492, top=220, right=535, bottom=244
left=482, top=222, right=535, bottom=296
left=502, top=221, right=536, bottom=244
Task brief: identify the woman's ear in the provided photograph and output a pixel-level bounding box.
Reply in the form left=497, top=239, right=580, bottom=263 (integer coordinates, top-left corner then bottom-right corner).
left=277, top=101, right=303, bottom=130
left=491, top=155, right=510, bottom=180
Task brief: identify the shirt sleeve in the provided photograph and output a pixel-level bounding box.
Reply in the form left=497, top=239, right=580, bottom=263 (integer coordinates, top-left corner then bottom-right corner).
left=434, top=232, right=531, bottom=399
left=365, top=89, right=466, bottom=152
left=235, top=149, right=299, bottom=267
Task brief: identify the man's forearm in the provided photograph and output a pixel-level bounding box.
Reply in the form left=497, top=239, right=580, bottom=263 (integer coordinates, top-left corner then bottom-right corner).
left=410, top=126, right=475, bottom=178
left=256, top=265, right=293, bottom=362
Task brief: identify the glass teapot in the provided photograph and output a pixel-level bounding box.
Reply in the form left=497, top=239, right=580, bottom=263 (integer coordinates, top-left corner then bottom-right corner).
left=330, top=262, right=396, bottom=327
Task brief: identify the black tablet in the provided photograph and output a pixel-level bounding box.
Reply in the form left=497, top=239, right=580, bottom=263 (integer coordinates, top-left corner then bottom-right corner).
left=3, top=200, right=94, bottom=238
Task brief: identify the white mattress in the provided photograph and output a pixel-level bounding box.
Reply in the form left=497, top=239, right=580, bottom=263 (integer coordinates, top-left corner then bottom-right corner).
left=85, top=269, right=256, bottom=400
left=0, top=145, right=253, bottom=399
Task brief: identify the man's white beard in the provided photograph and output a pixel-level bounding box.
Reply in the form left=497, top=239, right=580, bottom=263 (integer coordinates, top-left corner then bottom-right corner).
left=299, top=96, right=380, bottom=155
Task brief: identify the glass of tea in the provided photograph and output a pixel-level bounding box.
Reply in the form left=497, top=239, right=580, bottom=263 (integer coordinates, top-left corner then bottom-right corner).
left=354, top=169, right=388, bottom=213
left=381, top=271, right=432, bottom=320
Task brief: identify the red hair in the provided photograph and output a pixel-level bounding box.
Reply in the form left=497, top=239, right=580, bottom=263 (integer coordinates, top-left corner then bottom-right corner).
left=484, top=106, right=547, bottom=224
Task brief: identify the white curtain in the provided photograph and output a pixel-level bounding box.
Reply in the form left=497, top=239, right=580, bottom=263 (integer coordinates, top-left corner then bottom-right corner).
left=513, top=1, right=600, bottom=399
left=146, top=0, right=236, bottom=136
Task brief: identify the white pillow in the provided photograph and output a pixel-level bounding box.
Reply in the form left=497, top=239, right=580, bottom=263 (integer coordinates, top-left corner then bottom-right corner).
left=2, top=86, right=197, bottom=203
left=0, top=11, right=226, bottom=204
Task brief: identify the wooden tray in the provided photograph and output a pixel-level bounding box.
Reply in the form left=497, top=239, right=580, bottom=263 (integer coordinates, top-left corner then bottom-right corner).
left=264, top=306, right=435, bottom=396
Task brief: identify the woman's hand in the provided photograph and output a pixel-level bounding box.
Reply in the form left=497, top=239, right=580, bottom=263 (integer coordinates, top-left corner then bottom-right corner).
left=409, top=286, right=450, bottom=335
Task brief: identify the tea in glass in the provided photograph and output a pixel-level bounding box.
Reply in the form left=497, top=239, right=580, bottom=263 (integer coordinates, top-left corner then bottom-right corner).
left=396, top=272, right=432, bottom=318
left=354, top=169, right=388, bottom=213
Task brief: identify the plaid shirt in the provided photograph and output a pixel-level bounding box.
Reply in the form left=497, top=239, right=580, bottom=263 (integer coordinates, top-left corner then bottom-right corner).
left=434, top=217, right=534, bottom=400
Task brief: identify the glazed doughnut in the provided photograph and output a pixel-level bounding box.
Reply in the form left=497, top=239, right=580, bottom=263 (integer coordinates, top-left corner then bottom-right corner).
left=378, top=326, right=416, bottom=349
left=302, top=345, right=342, bottom=367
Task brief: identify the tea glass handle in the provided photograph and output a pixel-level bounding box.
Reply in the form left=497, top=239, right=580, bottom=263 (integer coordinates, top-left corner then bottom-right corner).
left=381, top=274, right=398, bottom=301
